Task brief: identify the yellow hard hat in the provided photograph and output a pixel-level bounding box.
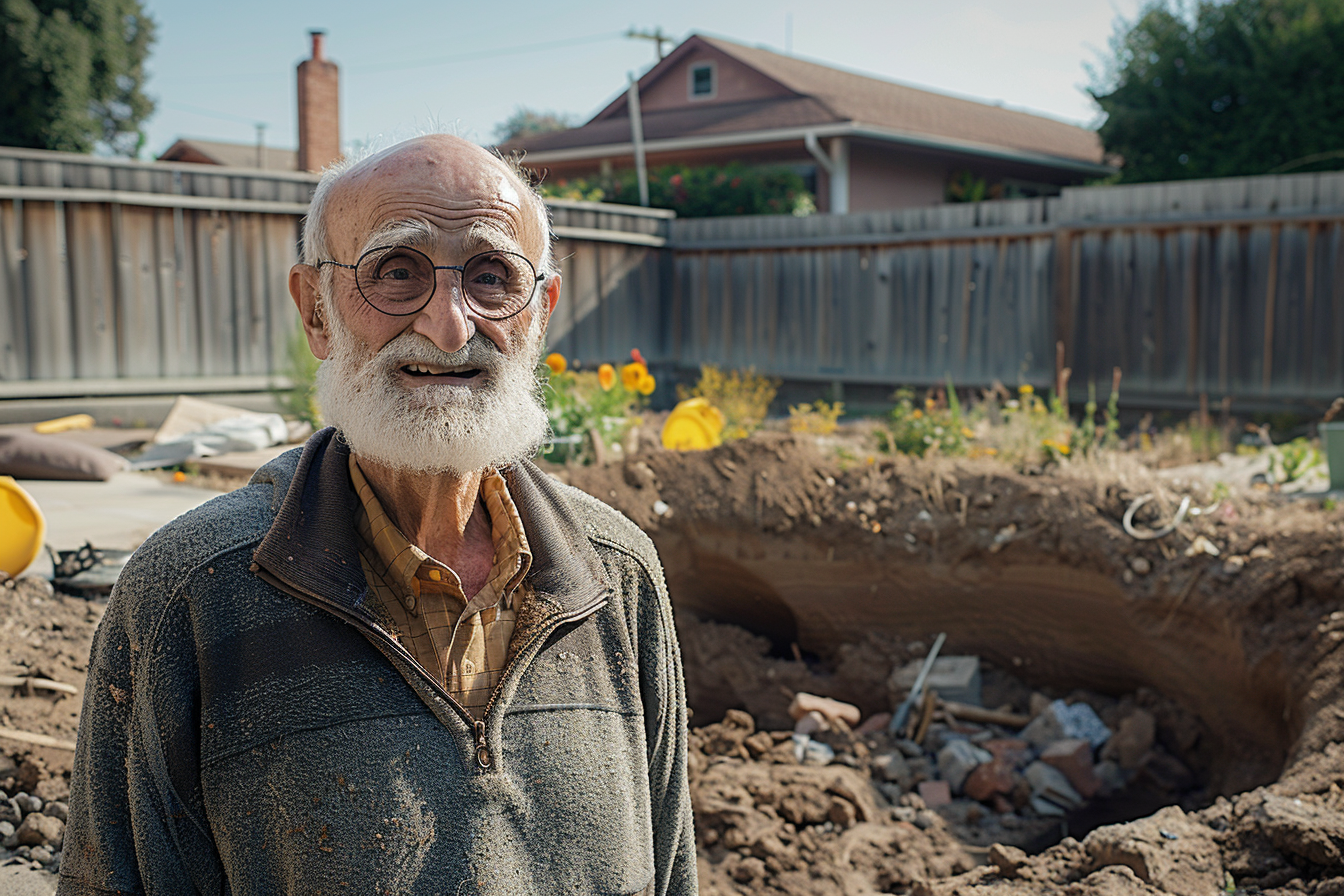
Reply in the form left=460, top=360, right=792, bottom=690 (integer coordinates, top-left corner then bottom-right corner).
left=661, top=398, right=726, bottom=451
left=0, top=476, right=46, bottom=577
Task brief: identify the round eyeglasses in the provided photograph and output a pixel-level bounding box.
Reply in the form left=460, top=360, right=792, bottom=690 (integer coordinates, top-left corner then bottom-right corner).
left=316, top=245, right=540, bottom=320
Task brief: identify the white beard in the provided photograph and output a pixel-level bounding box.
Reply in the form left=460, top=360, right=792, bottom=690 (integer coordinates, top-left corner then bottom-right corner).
left=315, top=308, right=551, bottom=476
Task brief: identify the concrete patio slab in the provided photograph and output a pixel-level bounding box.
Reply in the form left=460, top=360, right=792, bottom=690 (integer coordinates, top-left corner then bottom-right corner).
left=17, top=472, right=225, bottom=553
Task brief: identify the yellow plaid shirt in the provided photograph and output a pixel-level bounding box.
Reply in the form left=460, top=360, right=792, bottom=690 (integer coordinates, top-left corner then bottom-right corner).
left=349, top=455, right=532, bottom=718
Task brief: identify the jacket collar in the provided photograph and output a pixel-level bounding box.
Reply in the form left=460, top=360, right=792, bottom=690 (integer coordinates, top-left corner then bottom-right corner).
left=253, top=428, right=611, bottom=626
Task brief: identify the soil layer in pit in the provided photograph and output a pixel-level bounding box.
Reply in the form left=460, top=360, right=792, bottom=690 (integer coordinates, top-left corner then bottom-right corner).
left=560, top=431, right=1344, bottom=895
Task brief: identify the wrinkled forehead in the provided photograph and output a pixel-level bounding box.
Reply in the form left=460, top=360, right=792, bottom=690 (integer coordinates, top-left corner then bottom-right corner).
left=325, top=137, right=545, bottom=262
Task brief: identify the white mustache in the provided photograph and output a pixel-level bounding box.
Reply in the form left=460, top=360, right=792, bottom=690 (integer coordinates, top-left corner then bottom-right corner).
left=372, top=332, right=505, bottom=375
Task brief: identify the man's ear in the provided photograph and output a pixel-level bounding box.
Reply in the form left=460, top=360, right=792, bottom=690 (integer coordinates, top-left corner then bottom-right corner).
left=544, top=271, right=561, bottom=318
left=289, top=264, right=331, bottom=360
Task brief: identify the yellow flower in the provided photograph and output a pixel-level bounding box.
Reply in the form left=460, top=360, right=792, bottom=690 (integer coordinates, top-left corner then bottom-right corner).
left=911, top=409, right=924, bottom=419
left=925, top=397, right=936, bottom=410
left=1019, top=384, right=1034, bottom=395
left=637, top=373, right=656, bottom=395
left=621, top=361, right=647, bottom=391
left=598, top=363, right=616, bottom=391
left=1042, top=438, right=1071, bottom=455
left=961, top=427, right=975, bottom=438
left=544, top=353, right=567, bottom=375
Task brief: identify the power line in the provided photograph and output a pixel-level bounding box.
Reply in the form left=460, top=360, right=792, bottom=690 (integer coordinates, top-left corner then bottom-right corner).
left=354, top=31, right=625, bottom=74
left=160, top=100, right=267, bottom=128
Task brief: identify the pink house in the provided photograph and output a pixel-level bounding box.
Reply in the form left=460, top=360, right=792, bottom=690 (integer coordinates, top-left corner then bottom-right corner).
left=502, top=34, right=1113, bottom=213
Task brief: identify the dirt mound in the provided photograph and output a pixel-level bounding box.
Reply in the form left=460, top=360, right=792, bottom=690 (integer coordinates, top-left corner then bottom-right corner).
left=563, top=431, right=1344, bottom=894
left=691, top=709, right=977, bottom=895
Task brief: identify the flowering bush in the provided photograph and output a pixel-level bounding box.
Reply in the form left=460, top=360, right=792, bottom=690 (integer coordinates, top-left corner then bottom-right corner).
left=542, top=349, right=653, bottom=464
left=876, top=388, right=974, bottom=457
left=677, top=365, right=778, bottom=440
left=789, top=400, right=844, bottom=435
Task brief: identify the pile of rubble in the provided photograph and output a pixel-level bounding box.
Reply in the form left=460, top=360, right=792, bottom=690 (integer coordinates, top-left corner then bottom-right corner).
left=0, top=755, right=67, bottom=874
left=691, top=649, right=1212, bottom=894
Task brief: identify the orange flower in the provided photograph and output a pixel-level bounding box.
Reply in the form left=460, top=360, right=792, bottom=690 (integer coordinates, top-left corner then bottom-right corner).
left=598, top=363, right=616, bottom=391
left=637, top=373, right=656, bottom=395
left=544, top=352, right=566, bottom=375
left=173, top=471, right=187, bottom=483
left=621, top=362, right=647, bottom=391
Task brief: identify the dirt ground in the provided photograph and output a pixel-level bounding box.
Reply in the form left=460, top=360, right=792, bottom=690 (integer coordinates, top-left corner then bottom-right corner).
left=4, top=426, right=1344, bottom=893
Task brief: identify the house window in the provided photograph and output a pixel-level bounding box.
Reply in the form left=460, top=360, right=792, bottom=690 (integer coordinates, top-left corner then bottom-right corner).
left=690, top=63, right=716, bottom=99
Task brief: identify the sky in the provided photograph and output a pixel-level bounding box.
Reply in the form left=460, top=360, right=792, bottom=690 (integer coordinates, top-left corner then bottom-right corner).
left=138, top=0, right=1149, bottom=159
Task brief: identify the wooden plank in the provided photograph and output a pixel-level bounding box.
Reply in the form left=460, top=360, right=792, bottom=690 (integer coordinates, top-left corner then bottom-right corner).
left=66, top=202, right=119, bottom=379
left=0, top=200, right=25, bottom=379
left=1262, top=225, right=1280, bottom=392
left=114, top=205, right=163, bottom=377
left=23, top=201, right=74, bottom=379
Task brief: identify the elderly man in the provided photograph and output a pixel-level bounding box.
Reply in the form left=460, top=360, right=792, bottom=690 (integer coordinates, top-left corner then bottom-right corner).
left=59, top=135, right=697, bottom=896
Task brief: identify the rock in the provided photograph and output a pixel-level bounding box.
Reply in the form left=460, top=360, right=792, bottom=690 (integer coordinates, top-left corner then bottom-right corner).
left=871, top=751, right=913, bottom=788
left=788, top=692, right=860, bottom=728
left=791, top=734, right=835, bottom=765
left=41, top=802, right=67, bottom=824
left=1083, top=805, right=1223, bottom=895
left=1251, top=793, right=1344, bottom=868
left=988, top=843, right=1029, bottom=878
left=1025, top=760, right=1084, bottom=809
left=0, top=821, right=12, bottom=838
left=982, top=738, right=1031, bottom=767
left=1029, top=692, right=1052, bottom=717
left=1020, top=704, right=1066, bottom=748
left=937, top=740, right=992, bottom=794
left=0, top=797, right=20, bottom=826
left=894, top=738, right=924, bottom=758
left=854, top=712, right=891, bottom=735
left=794, top=710, right=829, bottom=736
left=963, top=757, right=1016, bottom=802
left=14, top=813, right=63, bottom=848
left=743, top=731, right=774, bottom=758
left=1041, top=738, right=1100, bottom=798
left=918, top=780, right=951, bottom=809
left=14, top=794, right=42, bottom=815
left=1031, top=795, right=1066, bottom=816
left=34, top=776, right=69, bottom=803
left=828, top=796, right=857, bottom=828
left=1094, top=760, right=1127, bottom=797
left=1130, top=556, right=1152, bottom=575
left=29, top=846, right=51, bottom=865
left=1052, top=700, right=1111, bottom=748
left=1102, top=708, right=1156, bottom=770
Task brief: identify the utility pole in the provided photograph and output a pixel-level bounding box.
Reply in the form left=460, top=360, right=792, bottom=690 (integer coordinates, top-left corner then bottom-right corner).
left=625, top=26, right=672, bottom=61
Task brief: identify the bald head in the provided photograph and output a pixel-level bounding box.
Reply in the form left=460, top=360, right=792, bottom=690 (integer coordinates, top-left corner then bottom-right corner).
left=302, top=134, right=553, bottom=278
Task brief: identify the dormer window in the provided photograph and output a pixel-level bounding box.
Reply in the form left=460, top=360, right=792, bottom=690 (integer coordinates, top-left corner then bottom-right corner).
left=690, top=63, right=716, bottom=99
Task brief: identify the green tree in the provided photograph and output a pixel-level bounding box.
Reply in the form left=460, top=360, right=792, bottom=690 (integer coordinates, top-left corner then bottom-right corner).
left=0, top=0, right=156, bottom=156
left=493, top=107, right=574, bottom=144
left=1091, top=0, right=1344, bottom=182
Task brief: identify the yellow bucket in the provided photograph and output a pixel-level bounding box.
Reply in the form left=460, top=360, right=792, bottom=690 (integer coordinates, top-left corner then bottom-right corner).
left=0, top=476, right=46, bottom=576
left=661, top=398, right=726, bottom=451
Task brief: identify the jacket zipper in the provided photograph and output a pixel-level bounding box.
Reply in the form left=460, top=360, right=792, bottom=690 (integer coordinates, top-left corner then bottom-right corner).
left=253, top=563, right=605, bottom=773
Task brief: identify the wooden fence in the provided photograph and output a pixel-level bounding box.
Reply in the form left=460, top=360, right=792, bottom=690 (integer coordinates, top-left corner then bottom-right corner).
left=0, top=148, right=670, bottom=401
left=664, top=171, right=1344, bottom=408
left=3, top=144, right=1343, bottom=411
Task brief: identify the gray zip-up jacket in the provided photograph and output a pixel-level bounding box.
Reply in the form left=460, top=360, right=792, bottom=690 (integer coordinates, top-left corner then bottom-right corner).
left=58, top=429, right=698, bottom=895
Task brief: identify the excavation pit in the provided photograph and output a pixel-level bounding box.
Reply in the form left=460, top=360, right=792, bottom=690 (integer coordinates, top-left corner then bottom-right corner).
left=565, top=433, right=1344, bottom=895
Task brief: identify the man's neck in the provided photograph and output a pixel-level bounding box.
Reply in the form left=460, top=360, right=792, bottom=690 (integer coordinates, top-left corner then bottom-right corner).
left=353, top=454, right=494, bottom=580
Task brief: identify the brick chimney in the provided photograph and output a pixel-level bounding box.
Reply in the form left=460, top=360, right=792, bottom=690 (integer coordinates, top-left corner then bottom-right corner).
left=297, top=30, right=340, bottom=172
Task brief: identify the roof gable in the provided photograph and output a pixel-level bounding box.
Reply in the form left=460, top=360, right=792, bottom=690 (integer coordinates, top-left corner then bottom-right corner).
left=592, top=35, right=801, bottom=123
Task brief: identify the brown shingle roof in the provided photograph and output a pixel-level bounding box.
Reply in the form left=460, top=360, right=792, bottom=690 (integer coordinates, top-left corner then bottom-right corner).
left=158, top=138, right=298, bottom=171
left=696, top=36, right=1102, bottom=164
left=506, top=34, right=1103, bottom=167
